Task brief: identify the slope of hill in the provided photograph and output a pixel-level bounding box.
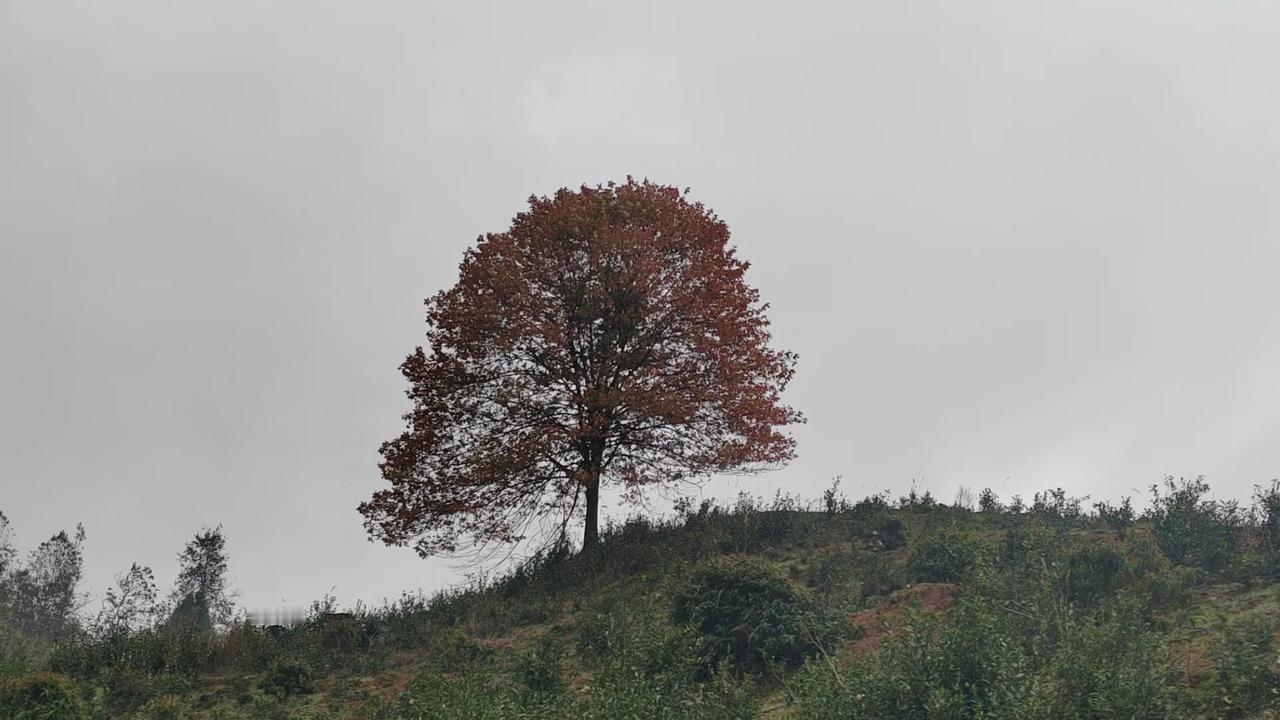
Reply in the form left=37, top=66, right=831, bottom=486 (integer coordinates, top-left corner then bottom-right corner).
left=5, top=478, right=1280, bottom=719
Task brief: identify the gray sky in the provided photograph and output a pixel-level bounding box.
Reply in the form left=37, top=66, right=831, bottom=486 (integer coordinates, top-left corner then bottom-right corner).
left=3, top=1, right=1278, bottom=613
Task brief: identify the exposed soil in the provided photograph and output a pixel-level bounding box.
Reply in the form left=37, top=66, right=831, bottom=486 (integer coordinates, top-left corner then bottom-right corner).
left=841, top=582, right=960, bottom=663
left=363, top=670, right=415, bottom=699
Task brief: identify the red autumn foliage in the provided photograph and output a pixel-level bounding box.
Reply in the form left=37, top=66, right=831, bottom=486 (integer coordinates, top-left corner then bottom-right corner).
left=359, top=179, right=802, bottom=554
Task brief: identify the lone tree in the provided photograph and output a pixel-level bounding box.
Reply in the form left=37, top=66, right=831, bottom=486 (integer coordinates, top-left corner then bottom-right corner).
left=360, top=179, right=802, bottom=554
left=167, top=526, right=233, bottom=635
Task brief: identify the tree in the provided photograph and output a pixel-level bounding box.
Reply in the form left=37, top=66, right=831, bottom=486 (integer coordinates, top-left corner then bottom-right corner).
left=0, top=511, right=16, bottom=635
left=3, top=525, right=86, bottom=641
left=97, top=563, right=158, bottom=636
left=0, top=512, right=16, bottom=581
left=361, top=179, right=802, bottom=554
left=167, top=526, right=233, bottom=634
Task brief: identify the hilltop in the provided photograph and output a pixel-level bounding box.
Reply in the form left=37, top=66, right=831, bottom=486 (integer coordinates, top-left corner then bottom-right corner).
left=5, top=477, right=1280, bottom=719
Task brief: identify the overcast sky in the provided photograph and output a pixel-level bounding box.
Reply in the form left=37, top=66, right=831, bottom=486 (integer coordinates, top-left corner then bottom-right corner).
left=3, top=1, right=1278, bottom=613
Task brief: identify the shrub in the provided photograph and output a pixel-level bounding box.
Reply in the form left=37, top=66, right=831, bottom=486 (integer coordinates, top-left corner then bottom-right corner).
left=671, top=556, right=838, bottom=675
left=793, top=598, right=1177, bottom=720
left=579, top=614, right=756, bottom=720
left=898, top=488, right=936, bottom=512
left=586, top=662, right=755, bottom=720
left=137, top=694, right=186, bottom=720
left=1065, top=545, right=1125, bottom=607
left=978, top=488, right=1002, bottom=513
left=513, top=635, right=563, bottom=698
left=1030, top=603, right=1178, bottom=718
left=997, top=522, right=1068, bottom=572
left=807, top=548, right=903, bottom=601
left=804, top=551, right=857, bottom=596
left=213, top=622, right=277, bottom=672
left=852, top=493, right=892, bottom=512
left=821, top=479, right=845, bottom=515
left=99, top=666, right=156, bottom=713
left=1197, top=614, right=1280, bottom=717
left=1253, top=480, right=1280, bottom=578
left=868, top=514, right=906, bottom=551
left=906, top=531, right=982, bottom=583
left=855, top=550, right=905, bottom=600
left=260, top=660, right=314, bottom=698
left=0, top=672, right=87, bottom=720
left=310, top=612, right=372, bottom=666
left=247, top=694, right=291, bottom=720
left=1147, top=476, right=1240, bottom=572
left=0, top=621, right=50, bottom=677
left=575, top=612, right=622, bottom=658
left=791, top=600, right=1030, bottom=719
left=420, top=628, right=489, bottom=674
left=1030, top=487, right=1089, bottom=522
left=395, top=670, right=519, bottom=719
left=1094, top=497, right=1136, bottom=538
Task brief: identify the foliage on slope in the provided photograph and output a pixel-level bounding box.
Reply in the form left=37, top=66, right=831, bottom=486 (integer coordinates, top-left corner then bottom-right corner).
left=4, top=477, right=1280, bottom=718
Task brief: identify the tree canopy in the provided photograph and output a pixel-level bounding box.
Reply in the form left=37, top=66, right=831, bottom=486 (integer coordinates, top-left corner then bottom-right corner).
left=361, top=179, right=802, bottom=553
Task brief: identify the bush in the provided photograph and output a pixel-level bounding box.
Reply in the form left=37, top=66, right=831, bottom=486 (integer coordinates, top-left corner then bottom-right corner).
left=0, top=672, right=87, bottom=720
left=854, top=550, right=905, bottom=600
left=309, top=612, right=372, bottom=668
left=806, top=548, right=903, bottom=602
left=1197, top=614, right=1280, bottom=717
left=0, top=621, right=50, bottom=677
left=1065, top=545, right=1125, bottom=607
left=247, top=694, right=291, bottom=720
left=1253, top=480, right=1280, bottom=578
left=513, top=635, right=563, bottom=699
left=997, top=522, right=1068, bottom=573
left=1123, top=536, right=1200, bottom=612
left=978, top=488, right=1002, bottom=513
left=1030, top=487, right=1089, bottom=523
left=575, top=612, right=623, bottom=659
left=906, top=531, right=982, bottom=583
left=420, top=628, right=489, bottom=674
left=1095, top=497, right=1136, bottom=538
left=213, top=622, right=277, bottom=672
left=1147, top=476, right=1240, bottom=572
left=672, top=556, right=838, bottom=676
left=137, top=694, right=186, bottom=720
left=898, top=488, right=936, bottom=512
left=260, top=660, right=314, bottom=698
left=578, top=613, right=756, bottom=720
left=792, top=598, right=1177, bottom=720
left=1028, top=604, right=1178, bottom=718
left=586, top=662, right=755, bottom=720
left=791, top=600, right=1030, bottom=718
left=804, top=551, right=857, bottom=596
left=99, top=666, right=156, bottom=713
left=395, top=670, right=519, bottom=719
left=863, top=513, right=906, bottom=551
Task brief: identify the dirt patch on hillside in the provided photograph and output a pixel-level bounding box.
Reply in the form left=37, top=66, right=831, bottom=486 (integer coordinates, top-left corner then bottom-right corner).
left=362, top=670, right=416, bottom=699
left=840, top=582, right=960, bottom=663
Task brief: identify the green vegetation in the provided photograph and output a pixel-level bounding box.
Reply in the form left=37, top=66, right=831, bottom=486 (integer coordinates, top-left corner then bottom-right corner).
left=5, top=476, right=1280, bottom=718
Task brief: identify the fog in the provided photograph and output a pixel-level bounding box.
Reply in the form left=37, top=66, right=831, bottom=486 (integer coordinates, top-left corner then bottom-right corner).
left=2, top=1, right=1277, bottom=612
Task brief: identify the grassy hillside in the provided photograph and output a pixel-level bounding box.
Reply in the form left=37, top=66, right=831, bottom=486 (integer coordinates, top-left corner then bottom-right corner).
left=6, top=478, right=1280, bottom=719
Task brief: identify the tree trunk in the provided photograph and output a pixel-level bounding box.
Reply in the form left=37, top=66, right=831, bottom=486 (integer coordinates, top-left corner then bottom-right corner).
left=583, top=479, right=600, bottom=550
